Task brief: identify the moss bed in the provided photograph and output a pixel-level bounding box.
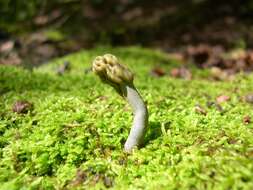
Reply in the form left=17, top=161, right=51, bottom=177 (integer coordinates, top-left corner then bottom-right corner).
left=0, top=47, right=253, bottom=189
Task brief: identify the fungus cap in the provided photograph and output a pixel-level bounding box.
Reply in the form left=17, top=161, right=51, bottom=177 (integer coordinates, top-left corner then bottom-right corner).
left=92, top=54, right=134, bottom=84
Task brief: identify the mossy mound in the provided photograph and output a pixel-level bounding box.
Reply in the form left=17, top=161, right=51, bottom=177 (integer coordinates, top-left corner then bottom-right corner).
left=0, top=47, right=253, bottom=189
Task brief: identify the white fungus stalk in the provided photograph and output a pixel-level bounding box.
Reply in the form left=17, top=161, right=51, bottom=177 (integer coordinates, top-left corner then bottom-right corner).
left=92, top=54, right=148, bottom=152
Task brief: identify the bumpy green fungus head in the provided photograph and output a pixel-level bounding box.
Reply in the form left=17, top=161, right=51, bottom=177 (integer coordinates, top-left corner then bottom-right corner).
left=92, top=54, right=133, bottom=84
left=92, top=54, right=134, bottom=96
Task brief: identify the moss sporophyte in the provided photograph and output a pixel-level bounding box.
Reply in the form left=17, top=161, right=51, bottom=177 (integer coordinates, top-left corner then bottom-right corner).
left=92, top=54, right=148, bottom=152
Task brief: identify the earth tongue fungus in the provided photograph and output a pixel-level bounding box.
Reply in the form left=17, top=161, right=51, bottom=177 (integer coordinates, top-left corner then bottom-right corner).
left=92, top=54, right=148, bottom=152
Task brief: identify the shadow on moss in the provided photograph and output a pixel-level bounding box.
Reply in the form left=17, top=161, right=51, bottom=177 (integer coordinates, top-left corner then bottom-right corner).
left=143, top=121, right=162, bottom=146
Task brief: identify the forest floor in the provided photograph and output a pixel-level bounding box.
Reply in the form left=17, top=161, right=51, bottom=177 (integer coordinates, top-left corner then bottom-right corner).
left=0, top=46, right=253, bottom=189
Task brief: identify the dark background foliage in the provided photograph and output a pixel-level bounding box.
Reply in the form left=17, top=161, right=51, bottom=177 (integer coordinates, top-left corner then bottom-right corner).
left=1, top=0, right=253, bottom=48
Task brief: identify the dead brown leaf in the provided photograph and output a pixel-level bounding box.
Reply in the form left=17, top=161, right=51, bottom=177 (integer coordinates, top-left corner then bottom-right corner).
left=216, top=95, right=230, bottom=104
left=170, top=67, right=192, bottom=80
left=12, top=100, right=33, bottom=114
left=244, top=94, right=253, bottom=104
left=35, top=44, right=56, bottom=58
left=0, top=52, right=22, bottom=65
left=0, top=40, right=14, bottom=53
left=185, top=44, right=211, bottom=66
left=243, top=115, right=251, bottom=124
left=150, top=67, right=166, bottom=77
left=210, top=67, right=232, bottom=81
left=69, top=169, right=87, bottom=187
left=195, top=105, right=207, bottom=115
left=228, top=49, right=247, bottom=60
left=167, top=52, right=184, bottom=62
left=34, top=16, right=49, bottom=26
left=227, top=137, right=238, bottom=144
left=184, top=44, right=253, bottom=74
left=214, top=103, right=224, bottom=112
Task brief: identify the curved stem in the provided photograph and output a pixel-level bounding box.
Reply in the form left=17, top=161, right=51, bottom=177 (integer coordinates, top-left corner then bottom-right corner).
left=123, top=84, right=148, bottom=152
left=92, top=54, right=149, bottom=152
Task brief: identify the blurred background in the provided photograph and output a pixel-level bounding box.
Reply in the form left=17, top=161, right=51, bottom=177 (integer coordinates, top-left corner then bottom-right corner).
left=1, top=0, right=253, bottom=72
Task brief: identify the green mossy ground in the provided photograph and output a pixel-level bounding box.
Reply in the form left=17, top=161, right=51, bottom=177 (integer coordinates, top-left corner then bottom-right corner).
left=0, top=47, right=253, bottom=190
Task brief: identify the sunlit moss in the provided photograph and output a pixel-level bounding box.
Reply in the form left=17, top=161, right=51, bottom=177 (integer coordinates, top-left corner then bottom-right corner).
left=0, top=47, right=253, bottom=189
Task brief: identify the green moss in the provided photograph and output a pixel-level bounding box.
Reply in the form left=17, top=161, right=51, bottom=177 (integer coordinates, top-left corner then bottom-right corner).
left=44, top=29, right=66, bottom=42
left=0, top=46, right=253, bottom=189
